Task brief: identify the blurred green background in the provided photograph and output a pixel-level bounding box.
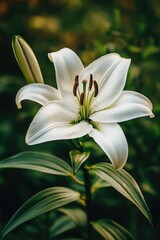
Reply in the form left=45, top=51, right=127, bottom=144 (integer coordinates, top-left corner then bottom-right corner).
left=0, top=0, right=160, bottom=239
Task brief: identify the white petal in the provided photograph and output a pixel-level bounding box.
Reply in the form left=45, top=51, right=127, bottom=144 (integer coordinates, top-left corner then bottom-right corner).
left=91, top=57, right=131, bottom=111
left=80, top=53, right=121, bottom=83
left=89, top=123, right=128, bottom=169
left=26, top=101, right=92, bottom=145
left=90, top=91, right=154, bottom=123
left=16, top=83, right=60, bottom=108
left=48, top=48, right=84, bottom=102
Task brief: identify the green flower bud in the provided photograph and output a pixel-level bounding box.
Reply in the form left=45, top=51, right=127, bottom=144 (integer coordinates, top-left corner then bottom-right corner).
left=12, top=35, right=44, bottom=84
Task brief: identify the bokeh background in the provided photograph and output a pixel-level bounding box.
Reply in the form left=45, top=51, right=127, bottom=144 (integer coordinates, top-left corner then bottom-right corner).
left=0, top=0, right=160, bottom=239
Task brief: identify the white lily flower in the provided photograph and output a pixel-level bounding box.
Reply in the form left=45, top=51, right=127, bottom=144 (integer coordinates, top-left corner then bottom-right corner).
left=16, top=48, right=154, bottom=169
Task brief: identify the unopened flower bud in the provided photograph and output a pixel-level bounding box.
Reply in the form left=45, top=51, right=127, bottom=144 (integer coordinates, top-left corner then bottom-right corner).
left=12, top=35, right=44, bottom=84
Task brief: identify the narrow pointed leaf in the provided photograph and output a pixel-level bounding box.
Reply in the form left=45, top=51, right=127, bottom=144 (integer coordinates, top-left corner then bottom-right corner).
left=1, top=187, right=80, bottom=239
left=50, top=208, right=87, bottom=239
left=91, top=163, right=152, bottom=224
left=12, top=35, right=44, bottom=83
left=50, top=215, right=75, bottom=238
left=69, top=150, right=90, bottom=174
left=59, top=208, right=87, bottom=228
left=91, top=177, right=110, bottom=194
left=92, top=219, right=134, bottom=240
left=0, top=151, right=72, bottom=176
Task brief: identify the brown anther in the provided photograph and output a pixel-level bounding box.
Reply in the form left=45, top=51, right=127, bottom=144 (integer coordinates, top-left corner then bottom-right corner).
left=73, top=75, right=79, bottom=96
left=89, top=74, right=93, bottom=91
left=93, top=80, right=98, bottom=97
left=80, top=92, right=85, bottom=105
left=75, top=75, right=79, bottom=86
left=73, top=82, right=78, bottom=96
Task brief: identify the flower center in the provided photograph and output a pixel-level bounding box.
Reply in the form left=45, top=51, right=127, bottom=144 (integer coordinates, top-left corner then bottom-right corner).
left=73, top=74, right=98, bottom=120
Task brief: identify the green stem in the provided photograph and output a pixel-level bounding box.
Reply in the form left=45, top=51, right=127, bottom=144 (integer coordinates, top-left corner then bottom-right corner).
left=70, top=139, right=93, bottom=239
left=70, top=139, right=83, bottom=151
left=82, top=164, right=92, bottom=240
left=71, top=175, right=84, bottom=186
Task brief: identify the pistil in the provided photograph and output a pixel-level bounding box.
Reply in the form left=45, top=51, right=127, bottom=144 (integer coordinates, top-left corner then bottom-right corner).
left=82, top=80, right=87, bottom=94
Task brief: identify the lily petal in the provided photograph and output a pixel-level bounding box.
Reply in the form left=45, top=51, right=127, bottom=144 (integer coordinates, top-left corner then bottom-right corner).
left=89, top=123, right=128, bottom=169
left=16, top=83, right=60, bottom=109
left=90, top=91, right=154, bottom=123
left=48, top=48, right=84, bottom=102
left=26, top=101, right=92, bottom=145
left=90, top=57, right=131, bottom=111
left=80, top=53, right=120, bottom=82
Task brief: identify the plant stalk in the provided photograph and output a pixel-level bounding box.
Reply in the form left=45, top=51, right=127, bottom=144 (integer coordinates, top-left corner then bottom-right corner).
left=70, top=139, right=93, bottom=239
left=83, top=164, right=92, bottom=240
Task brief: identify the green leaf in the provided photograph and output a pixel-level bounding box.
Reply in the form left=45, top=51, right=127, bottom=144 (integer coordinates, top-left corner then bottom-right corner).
left=69, top=150, right=90, bottom=174
left=92, top=219, right=134, bottom=240
left=12, top=35, right=44, bottom=83
left=0, top=151, right=72, bottom=176
left=58, top=208, right=87, bottom=238
left=50, top=215, right=75, bottom=238
left=91, top=177, right=110, bottom=194
left=59, top=208, right=87, bottom=228
left=1, top=187, right=80, bottom=239
left=91, top=163, right=152, bottom=225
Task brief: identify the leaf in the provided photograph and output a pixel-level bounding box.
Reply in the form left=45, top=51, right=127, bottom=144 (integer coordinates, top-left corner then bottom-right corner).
left=59, top=208, right=87, bottom=228
left=92, top=219, right=134, bottom=240
left=50, top=215, right=75, bottom=238
left=61, top=238, right=84, bottom=240
left=0, top=151, right=72, bottom=176
left=69, top=150, right=90, bottom=174
left=91, top=162, right=152, bottom=225
left=58, top=208, right=87, bottom=238
left=91, top=177, right=110, bottom=194
left=1, top=187, right=80, bottom=239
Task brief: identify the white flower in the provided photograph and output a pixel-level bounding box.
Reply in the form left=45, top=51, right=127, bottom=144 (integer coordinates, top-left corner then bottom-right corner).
left=16, top=48, right=154, bottom=169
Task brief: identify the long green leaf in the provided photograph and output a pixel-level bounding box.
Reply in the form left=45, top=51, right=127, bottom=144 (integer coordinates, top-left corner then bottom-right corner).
left=1, top=187, right=80, bottom=239
left=91, top=177, right=110, bottom=194
left=0, top=151, right=72, bottom=176
left=92, top=219, right=134, bottom=240
left=58, top=208, right=87, bottom=238
left=91, top=162, right=152, bottom=225
left=50, top=215, right=75, bottom=238
left=59, top=208, right=87, bottom=228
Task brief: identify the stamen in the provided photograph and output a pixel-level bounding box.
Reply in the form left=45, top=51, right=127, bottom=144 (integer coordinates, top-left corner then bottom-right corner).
left=80, top=92, right=85, bottom=105
left=93, top=80, right=98, bottom=97
left=73, top=82, right=78, bottom=96
left=73, top=75, right=79, bottom=96
left=75, top=75, right=79, bottom=86
left=89, top=74, right=93, bottom=91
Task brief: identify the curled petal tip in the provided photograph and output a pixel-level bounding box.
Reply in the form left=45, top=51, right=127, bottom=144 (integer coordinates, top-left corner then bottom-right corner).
left=17, top=103, right=22, bottom=109
left=48, top=53, right=53, bottom=62
left=150, top=114, right=155, bottom=119
left=25, top=135, right=32, bottom=145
